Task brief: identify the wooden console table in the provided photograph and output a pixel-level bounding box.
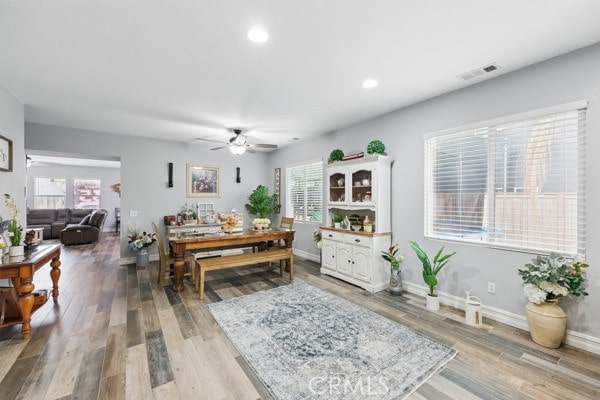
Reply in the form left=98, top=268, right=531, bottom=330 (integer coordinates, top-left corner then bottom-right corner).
left=0, top=244, right=61, bottom=339
left=169, top=228, right=294, bottom=292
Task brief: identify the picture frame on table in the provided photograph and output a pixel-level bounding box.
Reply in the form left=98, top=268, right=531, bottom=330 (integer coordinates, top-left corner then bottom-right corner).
left=0, top=134, right=13, bottom=172
left=187, top=164, right=220, bottom=197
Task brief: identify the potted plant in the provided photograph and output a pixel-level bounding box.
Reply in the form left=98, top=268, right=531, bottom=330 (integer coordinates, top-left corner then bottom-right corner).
left=332, top=214, right=343, bottom=228
left=381, top=243, right=405, bottom=295
left=367, top=139, right=386, bottom=155
left=518, top=253, right=589, bottom=348
left=329, top=149, right=344, bottom=162
left=408, top=240, right=456, bottom=310
left=4, top=194, right=24, bottom=256
left=179, top=203, right=197, bottom=224
left=245, top=185, right=276, bottom=221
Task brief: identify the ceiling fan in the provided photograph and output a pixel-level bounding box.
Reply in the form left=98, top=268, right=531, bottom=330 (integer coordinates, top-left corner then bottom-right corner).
left=195, top=128, right=278, bottom=155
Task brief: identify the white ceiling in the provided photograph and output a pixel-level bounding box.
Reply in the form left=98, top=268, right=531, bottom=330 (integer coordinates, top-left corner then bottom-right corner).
left=1, top=1, right=600, bottom=149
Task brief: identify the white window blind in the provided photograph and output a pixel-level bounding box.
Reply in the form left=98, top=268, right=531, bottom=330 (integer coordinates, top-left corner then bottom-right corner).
left=286, top=160, right=323, bottom=222
left=34, top=177, right=66, bottom=209
left=424, top=104, right=587, bottom=256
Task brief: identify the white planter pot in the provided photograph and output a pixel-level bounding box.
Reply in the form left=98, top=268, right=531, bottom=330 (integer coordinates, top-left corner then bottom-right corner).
left=9, top=245, right=24, bottom=257
left=426, top=294, right=439, bottom=311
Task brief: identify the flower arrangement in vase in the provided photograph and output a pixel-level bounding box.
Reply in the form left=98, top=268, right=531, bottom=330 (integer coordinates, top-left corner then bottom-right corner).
left=127, top=223, right=157, bottom=251
left=518, top=253, right=589, bottom=348
left=313, top=229, right=322, bottom=249
left=4, top=194, right=24, bottom=256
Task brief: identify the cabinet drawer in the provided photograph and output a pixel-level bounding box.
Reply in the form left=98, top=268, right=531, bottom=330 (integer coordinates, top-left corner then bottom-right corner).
left=322, top=230, right=345, bottom=242
left=343, top=233, right=372, bottom=248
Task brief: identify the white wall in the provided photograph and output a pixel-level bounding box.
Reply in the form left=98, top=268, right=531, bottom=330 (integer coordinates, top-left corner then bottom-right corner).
left=26, top=163, right=121, bottom=231
left=0, top=84, right=25, bottom=236
left=269, top=43, right=600, bottom=342
left=25, top=123, right=271, bottom=256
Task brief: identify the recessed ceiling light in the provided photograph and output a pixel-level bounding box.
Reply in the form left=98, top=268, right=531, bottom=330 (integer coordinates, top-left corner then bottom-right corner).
left=248, top=27, right=269, bottom=43
left=362, top=79, right=378, bottom=89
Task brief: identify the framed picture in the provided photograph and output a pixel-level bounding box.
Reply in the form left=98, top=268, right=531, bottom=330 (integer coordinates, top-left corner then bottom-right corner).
left=187, top=164, right=220, bottom=197
left=0, top=134, right=13, bottom=172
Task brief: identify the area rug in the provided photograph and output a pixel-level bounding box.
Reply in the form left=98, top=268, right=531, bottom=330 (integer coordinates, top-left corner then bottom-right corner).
left=207, top=281, right=457, bottom=399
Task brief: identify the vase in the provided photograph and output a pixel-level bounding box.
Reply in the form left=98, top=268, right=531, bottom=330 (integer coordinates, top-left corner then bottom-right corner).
left=389, top=269, right=402, bottom=296
left=526, top=301, right=566, bottom=348
left=426, top=294, right=440, bottom=311
left=9, top=245, right=24, bottom=257
left=136, top=248, right=150, bottom=267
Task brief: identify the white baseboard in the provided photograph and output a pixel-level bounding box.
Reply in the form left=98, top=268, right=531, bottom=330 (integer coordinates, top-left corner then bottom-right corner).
left=293, top=248, right=320, bottom=263
left=403, top=281, right=600, bottom=355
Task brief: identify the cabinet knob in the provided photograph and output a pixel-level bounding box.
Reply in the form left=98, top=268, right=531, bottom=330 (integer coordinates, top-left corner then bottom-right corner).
left=328, top=234, right=333, bottom=238
left=352, top=261, right=355, bottom=264
left=355, top=239, right=361, bottom=243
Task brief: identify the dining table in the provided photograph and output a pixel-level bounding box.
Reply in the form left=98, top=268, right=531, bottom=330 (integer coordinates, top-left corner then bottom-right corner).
left=168, top=228, right=295, bottom=292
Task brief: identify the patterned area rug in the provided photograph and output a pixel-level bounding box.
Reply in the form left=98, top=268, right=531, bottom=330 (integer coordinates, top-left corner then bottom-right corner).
left=208, top=281, right=456, bottom=399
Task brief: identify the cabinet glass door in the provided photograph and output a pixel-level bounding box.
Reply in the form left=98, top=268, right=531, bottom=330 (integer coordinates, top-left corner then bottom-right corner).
left=350, top=166, right=374, bottom=206
left=327, top=168, right=347, bottom=204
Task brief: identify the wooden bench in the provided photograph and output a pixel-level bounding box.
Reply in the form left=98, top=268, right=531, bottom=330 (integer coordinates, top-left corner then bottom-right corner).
left=195, top=248, right=293, bottom=299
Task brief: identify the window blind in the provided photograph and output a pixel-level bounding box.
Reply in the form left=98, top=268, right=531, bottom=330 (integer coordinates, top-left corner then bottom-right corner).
left=286, top=161, right=323, bottom=222
left=424, top=105, right=586, bottom=256
left=34, top=177, right=66, bottom=209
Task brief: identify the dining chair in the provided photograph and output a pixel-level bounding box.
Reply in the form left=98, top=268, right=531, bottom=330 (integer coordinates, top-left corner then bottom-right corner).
left=115, top=207, right=121, bottom=233
left=269, top=216, right=294, bottom=270
left=152, top=222, right=193, bottom=285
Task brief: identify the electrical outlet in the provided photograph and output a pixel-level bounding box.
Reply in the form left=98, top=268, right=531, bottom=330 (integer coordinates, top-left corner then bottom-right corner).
left=487, top=282, right=496, bottom=294
left=129, top=210, right=138, bottom=217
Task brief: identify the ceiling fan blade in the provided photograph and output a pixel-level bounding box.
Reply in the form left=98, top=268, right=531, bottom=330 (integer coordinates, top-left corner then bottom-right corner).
left=210, top=146, right=227, bottom=150
left=195, top=137, right=228, bottom=144
left=248, top=143, right=278, bottom=149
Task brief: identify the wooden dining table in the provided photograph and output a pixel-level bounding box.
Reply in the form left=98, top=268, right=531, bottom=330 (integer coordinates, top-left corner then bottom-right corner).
left=169, top=228, right=294, bottom=292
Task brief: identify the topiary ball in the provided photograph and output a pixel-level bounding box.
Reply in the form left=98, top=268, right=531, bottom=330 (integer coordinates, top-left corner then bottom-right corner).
left=329, top=149, right=344, bottom=161
left=367, top=139, right=386, bottom=155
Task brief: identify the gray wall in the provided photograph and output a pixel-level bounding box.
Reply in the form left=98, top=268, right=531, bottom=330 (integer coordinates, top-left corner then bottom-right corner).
left=26, top=163, right=121, bottom=231
left=269, top=43, right=600, bottom=339
left=0, top=84, right=25, bottom=236
left=25, top=123, right=271, bottom=256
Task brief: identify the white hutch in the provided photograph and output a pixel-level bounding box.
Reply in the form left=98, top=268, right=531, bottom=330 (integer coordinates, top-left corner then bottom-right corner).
left=320, top=155, right=393, bottom=292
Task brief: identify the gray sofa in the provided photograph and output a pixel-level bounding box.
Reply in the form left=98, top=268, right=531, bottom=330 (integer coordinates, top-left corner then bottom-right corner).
left=27, top=208, right=94, bottom=239
left=59, top=209, right=109, bottom=245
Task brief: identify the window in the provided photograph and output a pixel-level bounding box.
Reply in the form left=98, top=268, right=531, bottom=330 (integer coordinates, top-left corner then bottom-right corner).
left=34, top=177, right=66, bottom=209
left=424, top=102, right=586, bottom=255
left=286, top=160, right=323, bottom=222
left=74, top=179, right=101, bottom=209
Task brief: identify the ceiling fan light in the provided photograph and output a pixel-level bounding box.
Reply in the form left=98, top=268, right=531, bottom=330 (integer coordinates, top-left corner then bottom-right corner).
left=229, top=144, right=246, bottom=155
left=247, top=27, right=268, bottom=43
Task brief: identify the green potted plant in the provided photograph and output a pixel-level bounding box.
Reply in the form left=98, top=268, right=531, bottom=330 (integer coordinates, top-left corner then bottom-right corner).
left=408, top=240, right=456, bottom=310
left=367, top=139, right=386, bottom=155
left=332, top=214, right=343, bottom=228
left=245, top=185, right=276, bottom=220
left=329, top=149, right=344, bottom=162
left=518, top=253, right=589, bottom=348
left=381, top=243, right=405, bottom=295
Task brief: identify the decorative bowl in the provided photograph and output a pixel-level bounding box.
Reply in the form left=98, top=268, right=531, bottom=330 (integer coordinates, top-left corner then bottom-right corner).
left=351, top=224, right=362, bottom=231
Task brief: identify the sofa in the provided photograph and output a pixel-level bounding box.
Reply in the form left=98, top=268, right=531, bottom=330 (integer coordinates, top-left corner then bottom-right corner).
left=59, top=209, right=109, bottom=245
left=27, top=208, right=94, bottom=239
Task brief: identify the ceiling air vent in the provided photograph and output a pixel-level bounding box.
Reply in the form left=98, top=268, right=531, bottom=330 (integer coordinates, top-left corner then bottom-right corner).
left=458, top=63, right=501, bottom=81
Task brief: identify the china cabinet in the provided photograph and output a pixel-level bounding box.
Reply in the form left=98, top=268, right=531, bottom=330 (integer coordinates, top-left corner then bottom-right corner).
left=321, top=155, right=393, bottom=292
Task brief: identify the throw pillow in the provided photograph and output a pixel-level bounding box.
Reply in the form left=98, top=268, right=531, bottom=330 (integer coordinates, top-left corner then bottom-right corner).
left=79, top=214, right=91, bottom=225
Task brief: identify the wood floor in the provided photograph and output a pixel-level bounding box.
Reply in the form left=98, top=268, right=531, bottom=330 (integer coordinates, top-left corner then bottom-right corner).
left=0, top=233, right=599, bottom=399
